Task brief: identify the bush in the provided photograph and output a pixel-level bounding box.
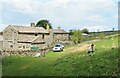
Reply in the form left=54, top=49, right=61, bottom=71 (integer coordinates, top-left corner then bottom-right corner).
left=70, top=30, right=83, bottom=44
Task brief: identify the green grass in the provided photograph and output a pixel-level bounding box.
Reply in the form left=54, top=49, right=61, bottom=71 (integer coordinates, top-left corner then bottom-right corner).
left=2, top=52, right=64, bottom=76
left=52, top=48, right=118, bottom=76
left=83, top=37, right=96, bottom=42
left=0, top=61, right=2, bottom=76
left=2, top=36, right=119, bottom=76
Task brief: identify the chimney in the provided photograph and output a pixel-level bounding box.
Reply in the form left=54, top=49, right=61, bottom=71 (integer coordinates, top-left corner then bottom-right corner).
left=46, top=24, right=50, bottom=30
left=57, top=27, right=61, bottom=29
left=31, top=23, right=35, bottom=27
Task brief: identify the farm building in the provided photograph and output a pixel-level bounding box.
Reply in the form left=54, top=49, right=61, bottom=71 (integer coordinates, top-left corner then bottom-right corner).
left=48, top=27, right=69, bottom=44
left=82, top=33, right=89, bottom=37
left=2, top=24, right=69, bottom=51
left=3, top=25, right=49, bottom=51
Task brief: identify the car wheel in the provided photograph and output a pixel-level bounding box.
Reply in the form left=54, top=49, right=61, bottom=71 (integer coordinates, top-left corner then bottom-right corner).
left=59, top=49, right=61, bottom=52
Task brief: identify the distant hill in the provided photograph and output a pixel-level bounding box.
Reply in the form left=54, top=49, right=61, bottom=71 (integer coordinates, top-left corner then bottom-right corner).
left=90, top=30, right=118, bottom=34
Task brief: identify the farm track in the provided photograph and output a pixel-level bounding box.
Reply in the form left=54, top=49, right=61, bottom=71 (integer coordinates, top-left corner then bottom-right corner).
left=64, top=39, right=99, bottom=53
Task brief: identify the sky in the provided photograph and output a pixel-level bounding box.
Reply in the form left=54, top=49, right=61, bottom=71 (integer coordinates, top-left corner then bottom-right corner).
left=0, top=0, right=119, bottom=32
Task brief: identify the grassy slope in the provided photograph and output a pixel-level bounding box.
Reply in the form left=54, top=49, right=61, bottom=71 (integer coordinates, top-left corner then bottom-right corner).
left=2, top=37, right=119, bottom=76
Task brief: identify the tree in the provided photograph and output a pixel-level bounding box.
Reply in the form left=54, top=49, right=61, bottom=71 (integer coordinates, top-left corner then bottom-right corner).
left=69, top=29, right=74, bottom=35
left=69, top=29, right=73, bottom=40
left=112, top=28, right=115, bottom=31
left=36, top=19, right=53, bottom=29
left=82, top=28, right=89, bottom=34
left=70, top=30, right=83, bottom=44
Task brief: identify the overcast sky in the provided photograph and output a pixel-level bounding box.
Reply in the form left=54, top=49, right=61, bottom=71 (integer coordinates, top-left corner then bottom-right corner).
left=0, top=0, right=119, bottom=32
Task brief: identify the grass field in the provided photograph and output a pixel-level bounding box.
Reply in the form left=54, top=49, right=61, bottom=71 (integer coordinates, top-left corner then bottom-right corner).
left=2, top=35, right=119, bottom=76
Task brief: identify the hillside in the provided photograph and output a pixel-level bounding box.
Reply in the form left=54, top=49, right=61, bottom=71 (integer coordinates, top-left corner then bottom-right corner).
left=2, top=35, right=119, bottom=76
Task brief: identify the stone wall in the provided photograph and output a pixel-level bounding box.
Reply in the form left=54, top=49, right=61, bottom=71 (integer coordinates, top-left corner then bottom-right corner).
left=53, top=33, right=69, bottom=42
left=18, top=43, right=31, bottom=51
left=0, top=49, right=48, bottom=58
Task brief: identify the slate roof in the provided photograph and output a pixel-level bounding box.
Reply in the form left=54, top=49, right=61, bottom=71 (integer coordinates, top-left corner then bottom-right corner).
left=4, top=25, right=69, bottom=43
left=18, top=34, right=45, bottom=43
left=48, top=29, right=69, bottom=34
left=11, top=25, right=49, bottom=34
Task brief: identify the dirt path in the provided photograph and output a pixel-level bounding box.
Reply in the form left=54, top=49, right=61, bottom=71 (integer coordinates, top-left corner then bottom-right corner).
left=64, top=40, right=99, bottom=53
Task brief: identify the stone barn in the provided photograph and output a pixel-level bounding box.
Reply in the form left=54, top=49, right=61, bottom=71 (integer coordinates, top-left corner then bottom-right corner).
left=48, top=27, right=69, bottom=45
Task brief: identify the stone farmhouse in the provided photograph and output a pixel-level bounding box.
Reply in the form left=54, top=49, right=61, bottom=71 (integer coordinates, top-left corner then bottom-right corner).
left=2, top=24, right=69, bottom=51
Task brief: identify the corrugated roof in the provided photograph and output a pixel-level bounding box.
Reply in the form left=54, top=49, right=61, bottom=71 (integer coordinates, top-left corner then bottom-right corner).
left=12, top=25, right=49, bottom=34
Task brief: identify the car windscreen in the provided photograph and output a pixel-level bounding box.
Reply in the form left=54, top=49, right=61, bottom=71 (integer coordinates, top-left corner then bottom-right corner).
left=55, top=45, right=61, bottom=47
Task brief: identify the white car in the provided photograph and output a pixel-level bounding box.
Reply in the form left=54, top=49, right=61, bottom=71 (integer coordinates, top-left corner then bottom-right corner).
left=53, top=44, right=64, bottom=52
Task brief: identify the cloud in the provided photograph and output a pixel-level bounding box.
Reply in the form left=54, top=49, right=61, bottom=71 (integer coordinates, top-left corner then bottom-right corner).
left=87, top=15, right=107, bottom=22
left=0, top=0, right=118, bottom=32
left=0, top=24, right=9, bottom=31
left=1, top=0, right=35, bottom=14
left=0, top=23, right=31, bottom=32
left=1, top=0, right=117, bottom=15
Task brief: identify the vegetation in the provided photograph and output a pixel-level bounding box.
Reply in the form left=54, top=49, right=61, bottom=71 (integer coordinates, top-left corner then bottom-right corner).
left=69, top=29, right=74, bottom=35
left=70, top=30, right=83, bottom=44
left=36, top=19, right=53, bottom=29
left=89, top=31, right=118, bottom=36
left=82, top=28, right=89, bottom=34
left=83, top=36, right=96, bottom=42
left=99, top=33, right=105, bottom=39
left=0, top=62, right=1, bottom=76
left=2, top=35, right=118, bottom=76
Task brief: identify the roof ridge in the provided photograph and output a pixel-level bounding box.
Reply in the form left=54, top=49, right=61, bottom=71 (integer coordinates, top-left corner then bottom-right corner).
left=9, top=25, right=49, bottom=33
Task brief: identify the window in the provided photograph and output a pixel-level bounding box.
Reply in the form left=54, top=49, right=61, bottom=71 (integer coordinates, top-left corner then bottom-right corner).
left=55, top=45, right=60, bottom=47
left=35, top=34, right=38, bottom=36
left=42, top=34, right=44, bottom=39
left=10, top=45, right=13, bottom=48
left=23, top=46, right=25, bottom=49
left=26, top=46, right=29, bottom=48
left=18, top=46, right=22, bottom=48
